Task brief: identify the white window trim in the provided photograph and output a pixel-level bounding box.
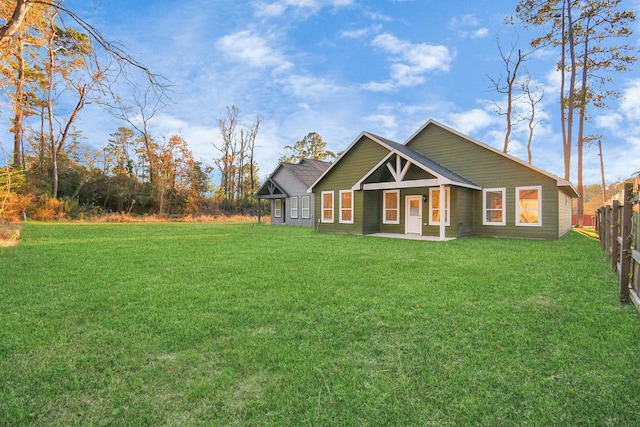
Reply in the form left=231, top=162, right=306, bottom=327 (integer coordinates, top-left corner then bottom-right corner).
left=383, top=190, right=400, bottom=224
left=516, top=185, right=542, bottom=227
left=274, top=199, right=282, bottom=218
left=301, top=195, right=310, bottom=219
left=290, top=196, right=298, bottom=219
left=429, top=187, right=450, bottom=226
left=483, top=188, right=506, bottom=226
left=321, top=191, right=334, bottom=223
left=339, top=190, right=354, bottom=224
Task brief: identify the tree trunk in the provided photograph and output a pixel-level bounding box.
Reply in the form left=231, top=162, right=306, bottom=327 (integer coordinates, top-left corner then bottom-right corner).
left=562, top=0, right=577, bottom=182
left=12, top=35, right=25, bottom=167
left=0, top=0, right=31, bottom=43
left=575, top=27, right=591, bottom=229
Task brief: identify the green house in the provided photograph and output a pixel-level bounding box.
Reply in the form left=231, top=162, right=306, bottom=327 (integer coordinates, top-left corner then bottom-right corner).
left=308, top=120, right=578, bottom=240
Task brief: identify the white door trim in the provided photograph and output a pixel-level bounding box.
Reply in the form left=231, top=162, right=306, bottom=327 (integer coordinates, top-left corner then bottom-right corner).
left=405, top=195, right=423, bottom=235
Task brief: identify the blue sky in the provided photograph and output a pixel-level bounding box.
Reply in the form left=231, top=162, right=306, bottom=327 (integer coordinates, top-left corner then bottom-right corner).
left=3, top=0, right=640, bottom=185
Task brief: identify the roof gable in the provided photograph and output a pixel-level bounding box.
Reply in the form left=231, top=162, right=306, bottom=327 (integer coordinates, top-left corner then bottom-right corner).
left=257, top=158, right=330, bottom=197
left=406, top=120, right=578, bottom=197
left=309, top=119, right=577, bottom=198
left=352, top=133, right=480, bottom=190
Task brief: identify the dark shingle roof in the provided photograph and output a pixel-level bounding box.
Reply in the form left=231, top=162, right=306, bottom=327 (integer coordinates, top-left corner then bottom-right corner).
left=280, top=159, right=331, bottom=187
left=366, top=132, right=479, bottom=189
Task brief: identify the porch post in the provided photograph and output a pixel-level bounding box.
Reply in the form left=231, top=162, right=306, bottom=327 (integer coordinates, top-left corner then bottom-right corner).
left=439, top=184, right=446, bottom=241
left=257, top=196, right=261, bottom=224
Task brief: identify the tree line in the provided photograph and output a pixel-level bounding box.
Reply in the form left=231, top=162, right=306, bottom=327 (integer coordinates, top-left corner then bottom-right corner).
left=494, top=0, right=636, bottom=227
left=0, top=2, right=335, bottom=221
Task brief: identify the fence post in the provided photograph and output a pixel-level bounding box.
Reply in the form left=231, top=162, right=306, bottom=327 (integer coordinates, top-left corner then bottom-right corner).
left=620, top=182, right=633, bottom=302
left=612, top=201, right=620, bottom=271
left=604, top=205, right=611, bottom=255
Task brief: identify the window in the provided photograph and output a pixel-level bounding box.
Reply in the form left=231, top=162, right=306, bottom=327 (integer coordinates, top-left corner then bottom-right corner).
left=383, top=190, right=400, bottom=224
left=516, top=186, right=542, bottom=226
left=290, top=196, right=298, bottom=219
left=483, top=188, right=506, bottom=225
left=301, top=196, right=310, bottom=219
left=339, top=190, right=354, bottom=223
left=321, top=191, right=334, bottom=223
left=274, top=199, right=282, bottom=218
left=429, top=187, right=450, bottom=226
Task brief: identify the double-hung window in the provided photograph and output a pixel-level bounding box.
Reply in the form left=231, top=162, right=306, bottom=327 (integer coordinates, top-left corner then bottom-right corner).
left=321, top=191, right=334, bottom=223
left=483, top=188, right=506, bottom=225
left=383, top=190, right=400, bottom=224
left=516, top=186, right=542, bottom=226
left=339, top=190, right=354, bottom=224
left=274, top=199, right=282, bottom=218
left=429, top=187, right=450, bottom=226
left=301, top=196, right=310, bottom=219
left=290, top=196, right=298, bottom=219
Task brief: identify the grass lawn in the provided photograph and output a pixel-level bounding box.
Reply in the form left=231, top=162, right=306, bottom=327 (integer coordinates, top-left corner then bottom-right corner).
left=1, top=222, right=640, bottom=426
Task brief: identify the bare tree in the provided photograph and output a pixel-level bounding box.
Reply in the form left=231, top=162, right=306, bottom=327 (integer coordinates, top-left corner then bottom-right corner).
left=214, top=106, right=263, bottom=210
left=515, top=0, right=636, bottom=227
left=215, top=105, right=239, bottom=203
left=520, top=75, right=544, bottom=164
left=488, top=37, right=527, bottom=154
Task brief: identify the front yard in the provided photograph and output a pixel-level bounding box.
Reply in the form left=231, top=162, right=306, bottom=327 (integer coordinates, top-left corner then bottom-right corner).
left=1, top=223, right=639, bottom=425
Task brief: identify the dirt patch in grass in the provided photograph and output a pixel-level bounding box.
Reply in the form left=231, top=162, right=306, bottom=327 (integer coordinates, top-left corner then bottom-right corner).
left=0, top=222, right=21, bottom=247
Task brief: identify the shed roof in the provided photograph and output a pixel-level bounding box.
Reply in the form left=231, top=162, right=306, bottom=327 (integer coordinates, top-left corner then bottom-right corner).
left=256, top=158, right=331, bottom=198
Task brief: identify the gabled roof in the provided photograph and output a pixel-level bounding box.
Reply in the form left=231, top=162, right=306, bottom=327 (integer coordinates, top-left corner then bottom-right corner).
left=352, top=132, right=480, bottom=190
left=309, top=130, right=479, bottom=192
left=406, top=119, right=579, bottom=197
left=256, top=158, right=331, bottom=198
left=280, top=159, right=331, bottom=187
left=308, top=119, right=579, bottom=197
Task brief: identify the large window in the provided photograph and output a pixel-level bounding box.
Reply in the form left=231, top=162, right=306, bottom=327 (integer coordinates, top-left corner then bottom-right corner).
left=290, top=196, right=298, bottom=219
left=339, top=190, right=354, bottom=224
left=301, top=196, right=310, bottom=219
left=274, top=199, right=282, bottom=218
left=483, top=188, right=506, bottom=225
left=516, top=186, right=542, bottom=226
left=383, top=190, right=400, bottom=224
left=429, top=187, right=450, bottom=226
left=321, top=191, right=334, bottom=223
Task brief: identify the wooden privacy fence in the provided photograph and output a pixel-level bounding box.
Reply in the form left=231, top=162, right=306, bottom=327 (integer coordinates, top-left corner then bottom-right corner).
left=596, top=182, right=640, bottom=308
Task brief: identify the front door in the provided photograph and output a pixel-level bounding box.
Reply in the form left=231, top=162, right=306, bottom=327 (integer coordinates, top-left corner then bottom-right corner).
left=405, top=196, right=422, bottom=234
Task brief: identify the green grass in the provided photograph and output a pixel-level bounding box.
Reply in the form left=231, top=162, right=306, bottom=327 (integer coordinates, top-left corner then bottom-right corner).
left=1, top=222, right=640, bottom=426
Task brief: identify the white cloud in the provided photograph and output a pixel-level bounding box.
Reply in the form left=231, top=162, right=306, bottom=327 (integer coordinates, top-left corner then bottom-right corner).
left=341, top=25, right=382, bottom=39
left=471, top=28, right=490, bottom=39
left=594, top=113, right=624, bottom=131
left=447, top=108, right=496, bottom=135
left=254, top=0, right=353, bottom=18
left=216, top=30, right=292, bottom=72
left=281, top=74, right=345, bottom=98
left=620, top=79, right=640, bottom=120
left=365, top=33, right=454, bottom=91
left=363, top=114, right=397, bottom=134
left=449, top=14, right=489, bottom=39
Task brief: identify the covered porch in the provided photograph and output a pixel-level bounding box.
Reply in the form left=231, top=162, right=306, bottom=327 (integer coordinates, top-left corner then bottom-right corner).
left=366, top=233, right=456, bottom=242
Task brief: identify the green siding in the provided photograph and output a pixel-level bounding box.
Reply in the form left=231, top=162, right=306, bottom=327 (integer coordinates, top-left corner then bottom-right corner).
left=363, top=191, right=380, bottom=234
left=558, top=189, right=573, bottom=237
left=408, top=124, right=562, bottom=239
left=314, top=137, right=390, bottom=235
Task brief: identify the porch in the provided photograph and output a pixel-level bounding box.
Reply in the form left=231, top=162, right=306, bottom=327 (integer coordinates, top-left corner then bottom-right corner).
left=367, top=233, right=456, bottom=242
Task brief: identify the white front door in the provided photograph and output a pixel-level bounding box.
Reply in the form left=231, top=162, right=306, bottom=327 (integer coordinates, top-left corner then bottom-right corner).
left=405, top=196, right=422, bottom=234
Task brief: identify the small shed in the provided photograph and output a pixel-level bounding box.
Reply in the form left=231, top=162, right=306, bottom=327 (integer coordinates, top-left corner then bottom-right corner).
left=256, top=159, right=331, bottom=226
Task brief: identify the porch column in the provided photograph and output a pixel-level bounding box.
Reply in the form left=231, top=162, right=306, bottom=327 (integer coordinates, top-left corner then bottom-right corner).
left=257, top=196, right=261, bottom=223
left=439, top=184, right=446, bottom=241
